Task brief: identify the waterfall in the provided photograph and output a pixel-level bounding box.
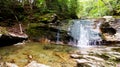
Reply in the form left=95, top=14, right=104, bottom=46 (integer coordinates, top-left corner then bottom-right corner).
left=77, top=24, right=89, bottom=47
left=56, top=26, right=60, bottom=44
left=69, top=20, right=102, bottom=48
left=56, top=29, right=60, bottom=44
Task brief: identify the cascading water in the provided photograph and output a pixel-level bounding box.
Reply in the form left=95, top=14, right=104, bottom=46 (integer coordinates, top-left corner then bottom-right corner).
left=56, top=29, right=60, bottom=44
left=68, top=20, right=102, bottom=48
left=56, top=26, right=60, bottom=44
left=77, top=24, right=89, bottom=47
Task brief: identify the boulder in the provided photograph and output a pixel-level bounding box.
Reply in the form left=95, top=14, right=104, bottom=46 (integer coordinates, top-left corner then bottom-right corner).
left=0, top=34, right=28, bottom=47
left=103, top=16, right=115, bottom=22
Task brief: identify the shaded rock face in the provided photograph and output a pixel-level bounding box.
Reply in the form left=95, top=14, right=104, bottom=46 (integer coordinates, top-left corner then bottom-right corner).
left=27, top=26, right=71, bottom=44
left=101, top=27, right=116, bottom=35
left=100, top=22, right=116, bottom=35
left=0, top=34, right=28, bottom=47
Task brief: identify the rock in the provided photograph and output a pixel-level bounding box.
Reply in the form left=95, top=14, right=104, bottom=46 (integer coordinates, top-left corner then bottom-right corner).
left=107, top=52, right=120, bottom=59
left=14, top=41, right=25, bottom=46
left=115, top=33, right=120, bottom=41
left=83, top=55, right=104, bottom=61
left=71, top=47, right=120, bottom=67
left=69, top=50, right=81, bottom=55
left=75, top=59, right=90, bottom=63
left=0, top=62, right=4, bottom=67
left=75, top=57, right=106, bottom=67
left=70, top=54, right=82, bottom=59
left=8, top=32, right=28, bottom=38
left=103, top=16, right=114, bottom=22
left=107, top=52, right=120, bottom=55
left=103, top=33, right=117, bottom=41
left=25, top=61, right=50, bottom=67
left=75, top=59, right=91, bottom=67
left=75, top=59, right=104, bottom=67
left=116, top=63, right=120, bottom=67
left=5, top=62, right=18, bottom=67
left=27, top=55, right=33, bottom=59
left=0, top=34, right=28, bottom=47
left=80, top=50, right=90, bottom=55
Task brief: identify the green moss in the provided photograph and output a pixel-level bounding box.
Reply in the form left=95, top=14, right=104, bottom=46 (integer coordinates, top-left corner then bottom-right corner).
left=112, top=48, right=120, bottom=52
left=26, top=23, right=70, bottom=43
left=96, top=53, right=110, bottom=60
left=26, top=25, right=57, bottom=39
left=113, top=16, right=120, bottom=19
left=0, top=27, right=8, bottom=34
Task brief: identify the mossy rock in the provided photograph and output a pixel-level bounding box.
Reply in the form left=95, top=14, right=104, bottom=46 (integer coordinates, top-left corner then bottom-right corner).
left=0, top=27, right=8, bottom=34
left=38, top=13, right=58, bottom=24
left=26, top=24, right=70, bottom=43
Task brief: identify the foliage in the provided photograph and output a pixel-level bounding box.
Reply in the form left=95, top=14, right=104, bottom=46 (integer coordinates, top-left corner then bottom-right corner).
left=0, top=0, right=25, bottom=21
left=0, top=0, right=120, bottom=23
left=77, top=0, right=120, bottom=18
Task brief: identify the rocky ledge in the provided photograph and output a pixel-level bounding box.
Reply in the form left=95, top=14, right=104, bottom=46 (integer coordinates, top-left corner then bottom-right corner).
left=70, top=47, right=120, bottom=67
left=0, top=33, right=28, bottom=47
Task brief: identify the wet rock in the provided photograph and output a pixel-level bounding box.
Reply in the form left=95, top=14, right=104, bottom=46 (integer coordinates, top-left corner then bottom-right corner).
left=75, top=59, right=91, bottom=67
left=69, top=50, right=81, bottom=55
left=80, top=50, right=90, bottom=55
left=107, top=52, right=120, bottom=60
left=25, top=61, right=50, bottom=67
left=75, top=59, right=105, bottom=67
left=107, top=52, right=120, bottom=55
left=70, top=54, right=82, bottom=59
left=83, top=55, right=104, bottom=61
left=71, top=47, right=120, bottom=67
left=75, top=59, right=90, bottom=63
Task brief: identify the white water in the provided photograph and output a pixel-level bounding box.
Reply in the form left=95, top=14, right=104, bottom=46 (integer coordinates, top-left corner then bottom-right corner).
left=56, top=27, right=60, bottom=44
left=69, top=20, right=102, bottom=48
left=77, top=24, right=90, bottom=47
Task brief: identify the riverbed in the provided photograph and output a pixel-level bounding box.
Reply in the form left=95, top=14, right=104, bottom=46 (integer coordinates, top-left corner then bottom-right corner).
left=0, top=42, right=120, bottom=67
